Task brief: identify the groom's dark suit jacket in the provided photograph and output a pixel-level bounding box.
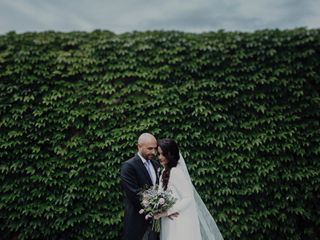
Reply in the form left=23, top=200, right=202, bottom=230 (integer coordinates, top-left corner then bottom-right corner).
left=120, top=155, right=160, bottom=240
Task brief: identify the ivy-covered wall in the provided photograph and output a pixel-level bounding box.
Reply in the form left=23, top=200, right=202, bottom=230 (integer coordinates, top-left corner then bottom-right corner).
left=0, top=29, right=319, bottom=240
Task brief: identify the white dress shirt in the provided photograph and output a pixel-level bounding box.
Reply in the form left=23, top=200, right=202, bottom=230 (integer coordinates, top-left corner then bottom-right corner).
left=138, top=152, right=156, bottom=185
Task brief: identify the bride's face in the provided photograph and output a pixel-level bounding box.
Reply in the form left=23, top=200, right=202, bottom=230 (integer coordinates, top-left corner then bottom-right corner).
left=157, top=146, right=169, bottom=167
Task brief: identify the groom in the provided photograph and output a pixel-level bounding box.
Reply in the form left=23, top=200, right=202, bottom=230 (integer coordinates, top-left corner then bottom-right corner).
left=120, top=133, right=160, bottom=240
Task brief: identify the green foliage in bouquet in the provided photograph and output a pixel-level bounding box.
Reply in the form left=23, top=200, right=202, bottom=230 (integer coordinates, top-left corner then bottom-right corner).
left=0, top=28, right=319, bottom=239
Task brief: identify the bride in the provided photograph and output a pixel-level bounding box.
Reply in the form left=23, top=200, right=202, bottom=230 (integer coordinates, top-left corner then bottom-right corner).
left=154, top=139, right=224, bottom=240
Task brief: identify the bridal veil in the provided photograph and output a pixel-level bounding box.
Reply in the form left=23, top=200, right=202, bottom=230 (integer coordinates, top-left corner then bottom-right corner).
left=178, top=153, right=224, bottom=240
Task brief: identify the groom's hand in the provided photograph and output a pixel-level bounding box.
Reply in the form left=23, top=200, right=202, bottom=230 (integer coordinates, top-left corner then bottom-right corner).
left=168, top=212, right=179, bottom=220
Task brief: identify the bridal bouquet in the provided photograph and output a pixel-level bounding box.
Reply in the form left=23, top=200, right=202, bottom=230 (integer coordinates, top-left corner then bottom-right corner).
left=138, top=185, right=177, bottom=232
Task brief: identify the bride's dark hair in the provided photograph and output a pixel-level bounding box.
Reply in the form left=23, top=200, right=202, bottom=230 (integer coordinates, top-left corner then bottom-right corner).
left=159, top=139, right=180, bottom=190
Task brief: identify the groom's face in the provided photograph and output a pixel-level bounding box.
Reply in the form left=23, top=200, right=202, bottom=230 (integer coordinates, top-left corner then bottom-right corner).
left=138, top=140, right=157, bottom=160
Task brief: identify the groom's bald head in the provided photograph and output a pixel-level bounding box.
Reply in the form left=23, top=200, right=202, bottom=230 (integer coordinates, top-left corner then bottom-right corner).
left=138, top=133, right=156, bottom=145
left=137, top=133, right=157, bottom=160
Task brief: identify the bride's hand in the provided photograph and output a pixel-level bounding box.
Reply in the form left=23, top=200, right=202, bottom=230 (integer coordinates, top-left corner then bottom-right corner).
left=153, top=211, right=168, bottom=220
left=168, top=212, right=179, bottom=220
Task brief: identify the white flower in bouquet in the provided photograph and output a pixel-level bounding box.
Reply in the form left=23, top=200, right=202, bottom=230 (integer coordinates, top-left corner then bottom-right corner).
left=158, top=198, right=165, bottom=205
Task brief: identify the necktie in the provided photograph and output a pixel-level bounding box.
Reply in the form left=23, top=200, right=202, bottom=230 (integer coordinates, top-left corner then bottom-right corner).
left=145, top=161, right=155, bottom=184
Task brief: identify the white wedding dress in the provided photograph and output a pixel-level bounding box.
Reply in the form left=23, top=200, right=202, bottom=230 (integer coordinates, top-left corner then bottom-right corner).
left=159, top=153, right=224, bottom=240
left=159, top=166, right=202, bottom=240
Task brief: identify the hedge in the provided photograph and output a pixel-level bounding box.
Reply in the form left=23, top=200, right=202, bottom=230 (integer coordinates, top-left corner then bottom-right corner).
left=0, top=29, right=319, bottom=239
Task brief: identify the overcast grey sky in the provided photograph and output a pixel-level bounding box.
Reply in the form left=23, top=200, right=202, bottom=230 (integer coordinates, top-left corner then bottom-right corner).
left=0, top=0, right=319, bottom=34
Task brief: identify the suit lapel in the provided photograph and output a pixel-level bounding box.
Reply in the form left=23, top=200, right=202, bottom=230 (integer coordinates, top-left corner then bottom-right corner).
left=135, top=155, right=153, bottom=185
